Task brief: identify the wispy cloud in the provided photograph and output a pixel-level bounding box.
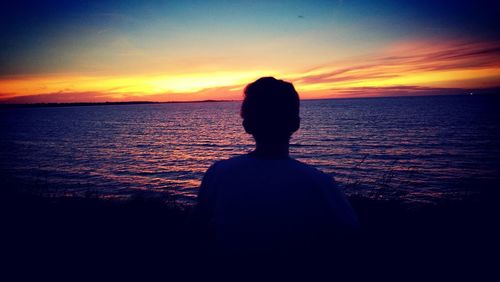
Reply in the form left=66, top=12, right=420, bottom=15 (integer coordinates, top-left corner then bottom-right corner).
left=0, top=85, right=242, bottom=104
left=291, top=40, right=500, bottom=93
left=1, top=39, right=499, bottom=103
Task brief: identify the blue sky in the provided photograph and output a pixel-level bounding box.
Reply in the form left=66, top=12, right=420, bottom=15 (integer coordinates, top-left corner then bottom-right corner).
left=1, top=0, right=499, bottom=102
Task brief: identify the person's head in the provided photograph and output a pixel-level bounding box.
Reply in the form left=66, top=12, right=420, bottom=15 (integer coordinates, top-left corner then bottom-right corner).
left=241, top=77, right=300, bottom=144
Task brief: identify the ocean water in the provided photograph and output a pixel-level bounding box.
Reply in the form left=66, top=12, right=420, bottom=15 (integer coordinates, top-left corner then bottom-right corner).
left=1, top=95, right=499, bottom=204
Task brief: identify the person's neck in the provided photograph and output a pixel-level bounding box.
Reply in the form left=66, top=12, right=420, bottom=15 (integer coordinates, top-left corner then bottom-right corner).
left=252, top=142, right=290, bottom=159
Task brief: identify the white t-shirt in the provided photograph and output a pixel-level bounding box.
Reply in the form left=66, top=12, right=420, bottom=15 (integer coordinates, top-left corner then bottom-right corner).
left=194, top=153, right=359, bottom=254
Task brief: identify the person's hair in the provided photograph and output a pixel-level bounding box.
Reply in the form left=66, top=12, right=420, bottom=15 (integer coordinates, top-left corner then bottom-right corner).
left=241, top=77, right=300, bottom=143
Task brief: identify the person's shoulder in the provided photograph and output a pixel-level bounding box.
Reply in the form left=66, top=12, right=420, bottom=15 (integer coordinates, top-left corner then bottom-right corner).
left=289, top=158, right=334, bottom=183
left=205, top=154, right=254, bottom=172
left=221, top=154, right=254, bottom=164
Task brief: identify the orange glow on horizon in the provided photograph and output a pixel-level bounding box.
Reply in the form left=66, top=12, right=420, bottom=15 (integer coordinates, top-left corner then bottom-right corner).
left=1, top=40, right=500, bottom=103
left=0, top=70, right=274, bottom=100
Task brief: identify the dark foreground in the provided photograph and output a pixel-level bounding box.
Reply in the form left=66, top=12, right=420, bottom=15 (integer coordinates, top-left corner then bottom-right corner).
left=2, top=186, right=499, bottom=280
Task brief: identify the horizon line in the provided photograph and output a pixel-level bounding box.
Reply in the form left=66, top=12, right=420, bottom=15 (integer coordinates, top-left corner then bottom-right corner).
left=1, top=92, right=497, bottom=108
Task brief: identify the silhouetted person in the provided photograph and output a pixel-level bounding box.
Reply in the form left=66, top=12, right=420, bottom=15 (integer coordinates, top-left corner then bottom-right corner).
left=191, top=77, right=358, bottom=261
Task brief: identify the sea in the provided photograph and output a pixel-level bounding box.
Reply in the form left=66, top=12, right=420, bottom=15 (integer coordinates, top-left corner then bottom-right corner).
left=1, top=95, right=499, bottom=204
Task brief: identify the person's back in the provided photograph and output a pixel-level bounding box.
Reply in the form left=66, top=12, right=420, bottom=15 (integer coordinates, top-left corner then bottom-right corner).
left=191, top=77, right=358, bottom=258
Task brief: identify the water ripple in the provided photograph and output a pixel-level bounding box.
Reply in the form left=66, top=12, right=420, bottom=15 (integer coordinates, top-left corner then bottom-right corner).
left=1, top=95, right=499, bottom=204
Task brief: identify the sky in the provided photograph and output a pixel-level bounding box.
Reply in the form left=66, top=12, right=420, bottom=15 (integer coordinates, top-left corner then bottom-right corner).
left=1, top=0, right=499, bottom=103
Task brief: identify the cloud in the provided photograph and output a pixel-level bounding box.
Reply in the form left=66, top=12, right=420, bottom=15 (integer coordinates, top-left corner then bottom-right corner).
left=292, top=40, right=500, bottom=90
left=323, top=86, right=470, bottom=98
left=1, top=39, right=500, bottom=103
left=0, top=85, right=242, bottom=104
left=0, top=91, right=115, bottom=104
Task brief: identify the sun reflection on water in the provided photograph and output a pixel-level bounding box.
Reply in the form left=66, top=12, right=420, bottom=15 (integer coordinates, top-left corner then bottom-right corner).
left=1, top=95, right=499, bottom=204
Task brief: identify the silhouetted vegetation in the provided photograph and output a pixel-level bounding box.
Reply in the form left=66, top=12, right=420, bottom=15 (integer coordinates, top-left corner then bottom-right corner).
left=2, top=180, right=498, bottom=278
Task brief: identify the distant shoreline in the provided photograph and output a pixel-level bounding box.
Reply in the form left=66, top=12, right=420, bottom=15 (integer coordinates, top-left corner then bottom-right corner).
left=0, top=99, right=236, bottom=109
left=0, top=92, right=497, bottom=109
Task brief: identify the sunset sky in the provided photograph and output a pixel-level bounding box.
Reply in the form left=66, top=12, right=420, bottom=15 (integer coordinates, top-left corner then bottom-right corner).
left=1, top=0, right=499, bottom=103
